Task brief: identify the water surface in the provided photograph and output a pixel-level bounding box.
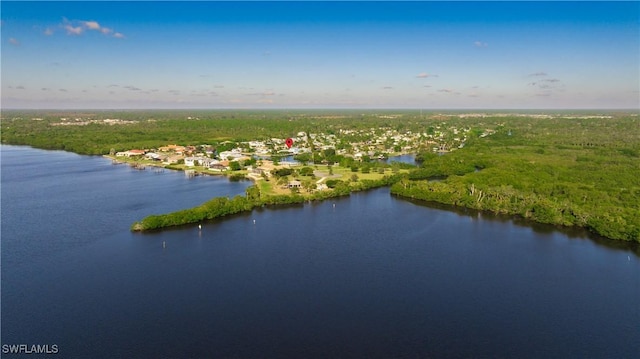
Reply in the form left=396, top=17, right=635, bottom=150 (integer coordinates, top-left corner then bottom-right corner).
left=2, top=145, right=638, bottom=358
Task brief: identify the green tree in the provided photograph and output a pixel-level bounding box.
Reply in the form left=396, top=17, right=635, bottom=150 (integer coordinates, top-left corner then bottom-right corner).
left=299, top=167, right=314, bottom=176
left=243, top=157, right=257, bottom=167
left=229, top=161, right=241, bottom=171
left=294, top=152, right=312, bottom=164
left=273, top=168, right=293, bottom=177
left=303, top=181, right=317, bottom=193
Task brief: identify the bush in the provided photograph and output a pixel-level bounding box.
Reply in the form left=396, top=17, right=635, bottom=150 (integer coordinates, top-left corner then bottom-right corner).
left=298, top=167, right=314, bottom=176
left=325, top=179, right=342, bottom=188
left=273, top=168, right=293, bottom=177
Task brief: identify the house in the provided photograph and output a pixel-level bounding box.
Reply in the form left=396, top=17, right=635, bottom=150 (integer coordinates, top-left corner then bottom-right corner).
left=184, top=157, right=198, bottom=167
left=128, top=149, right=146, bottom=156
left=117, top=149, right=145, bottom=157
left=184, top=157, right=196, bottom=167
left=158, top=144, right=186, bottom=154
left=218, top=150, right=243, bottom=161
left=163, top=155, right=183, bottom=165
left=208, top=163, right=228, bottom=172
left=184, top=156, right=215, bottom=167
left=145, top=153, right=162, bottom=161
left=288, top=180, right=302, bottom=189
left=200, top=158, right=215, bottom=168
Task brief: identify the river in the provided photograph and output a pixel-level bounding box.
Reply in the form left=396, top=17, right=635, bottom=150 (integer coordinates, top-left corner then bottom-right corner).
left=1, top=145, right=638, bottom=358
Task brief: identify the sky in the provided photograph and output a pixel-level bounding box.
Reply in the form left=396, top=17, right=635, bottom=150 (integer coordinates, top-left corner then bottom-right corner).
left=1, top=1, right=639, bottom=109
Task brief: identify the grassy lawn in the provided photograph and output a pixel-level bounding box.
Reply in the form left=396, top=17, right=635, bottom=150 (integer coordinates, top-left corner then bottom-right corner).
left=322, top=165, right=406, bottom=182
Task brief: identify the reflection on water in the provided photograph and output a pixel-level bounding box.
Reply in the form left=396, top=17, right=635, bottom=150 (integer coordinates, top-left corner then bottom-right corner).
left=384, top=153, right=416, bottom=165
left=398, top=195, right=640, bottom=256
left=2, top=145, right=639, bottom=358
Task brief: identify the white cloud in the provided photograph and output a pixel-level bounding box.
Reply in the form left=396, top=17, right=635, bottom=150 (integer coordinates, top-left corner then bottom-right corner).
left=528, top=72, right=548, bottom=77
left=473, top=41, right=488, bottom=48
left=82, top=21, right=101, bottom=30
left=60, top=18, right=124, bottom=38
left=64, top=24, right=84, bottom=35
left=9, top=38, right=20, bottom=46
left=44, top=28, right=54, bottom=36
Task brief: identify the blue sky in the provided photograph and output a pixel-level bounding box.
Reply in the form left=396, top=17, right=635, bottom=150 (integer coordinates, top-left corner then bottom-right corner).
left=1, top=1, right=638, bottom=109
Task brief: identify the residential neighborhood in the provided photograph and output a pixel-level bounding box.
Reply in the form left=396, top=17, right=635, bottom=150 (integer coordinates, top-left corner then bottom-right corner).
left=108, top=121, right=492, bottom=188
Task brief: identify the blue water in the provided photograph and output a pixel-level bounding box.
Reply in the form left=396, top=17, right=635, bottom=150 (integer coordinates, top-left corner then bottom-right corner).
left=385, top=153, right=416, bottom=165
left=2, top=145, right=639, bottom=358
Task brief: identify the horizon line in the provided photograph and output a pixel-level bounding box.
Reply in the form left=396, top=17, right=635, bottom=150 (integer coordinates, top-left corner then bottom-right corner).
left=2, top=108, right=638, bottom=112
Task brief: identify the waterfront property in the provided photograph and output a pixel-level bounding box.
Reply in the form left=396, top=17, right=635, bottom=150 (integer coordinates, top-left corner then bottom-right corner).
left=116, top=149, right=146, bottom=157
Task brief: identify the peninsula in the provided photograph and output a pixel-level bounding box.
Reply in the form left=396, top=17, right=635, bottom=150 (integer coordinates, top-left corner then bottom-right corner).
left=1, top=110, right=638, bottom=242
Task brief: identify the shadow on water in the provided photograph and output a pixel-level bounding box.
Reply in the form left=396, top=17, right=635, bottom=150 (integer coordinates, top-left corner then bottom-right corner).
left=395, top=194, right=640, bottom=257
left=134, top=201, right=308, bottom=236
left=133, top=209, right=257, bottom=236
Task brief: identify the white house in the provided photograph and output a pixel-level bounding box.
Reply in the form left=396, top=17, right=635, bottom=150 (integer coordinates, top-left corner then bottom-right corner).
left=288, top=180, right=302, bottom=189
left=116, top=149, right=145, bottom=157
left=218, top=149, right=243, bottom=161
left=145, top=153, right=162, bottom=161
left=184, top=156, right=211, bottom=167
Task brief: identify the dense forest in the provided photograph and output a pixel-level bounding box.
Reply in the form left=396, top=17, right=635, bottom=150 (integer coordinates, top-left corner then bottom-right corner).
left=2, top=109, right=638, bottom=242
left=392, top=115, right=640, bottom=242
left=1, top=109, right=432, bottom=155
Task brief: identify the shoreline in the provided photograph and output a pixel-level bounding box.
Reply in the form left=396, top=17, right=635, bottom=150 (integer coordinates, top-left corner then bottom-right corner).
left=5, top=145, right=636, bottom=243
left=105, top=155, right=255, bottom=181
left=131, top=174, right=400, bottom=232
